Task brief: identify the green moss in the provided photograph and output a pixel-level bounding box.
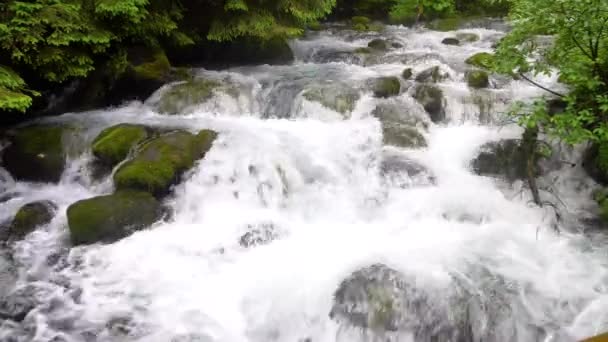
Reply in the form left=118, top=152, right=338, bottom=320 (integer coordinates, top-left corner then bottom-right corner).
left=467, top=70, right=489, bottom=88
left=351, top=16, right=383, bottom=32
left=402, top=68, right=413, bottom=80
left=10, top=201, right=55, bottom=239
left=351, top=16, right=371, bottom=26
left=367, top=287, right=395, bottom=331
left=415, top=66, right=448, bottom=83
left=355, top=47, right=372, bottom=54
left=368, top=39, right=388, bottom=50
left=426, top=17, right=463, bottom=32
left=456, top=32, right=480, bottom=42
left=383, top=125, right=427, bottom=148
left=465, top=52, right=495, bottom=70
left=373, top=77, right=401, bottom=98
left=67, top=191, right=161, bottom=245
left=114, top=130, right=217, bottom=196
left=92, top=124, right=149, bottom=167
left=2, top=125, right=67, bottom=182
left=303, top=85, right=360, bottom=114
left=132, top=50, right=171, bottom=81
left=157, top=79, right=221, bottom=115
left=308, top=21, right=323, bottom=31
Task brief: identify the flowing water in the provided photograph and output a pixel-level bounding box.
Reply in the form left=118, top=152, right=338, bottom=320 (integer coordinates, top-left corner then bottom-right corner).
left=1, top=21, right=608, bottom=342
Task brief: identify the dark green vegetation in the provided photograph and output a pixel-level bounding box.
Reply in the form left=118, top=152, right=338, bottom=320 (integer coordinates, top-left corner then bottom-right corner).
left=92, top=124, right=149, bottom=167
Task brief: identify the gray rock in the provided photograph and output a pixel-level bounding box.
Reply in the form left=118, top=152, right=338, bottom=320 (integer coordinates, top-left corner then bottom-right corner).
left=415, top=66, right=449, bottom=83
left=413, top=84, right=445, bottom=123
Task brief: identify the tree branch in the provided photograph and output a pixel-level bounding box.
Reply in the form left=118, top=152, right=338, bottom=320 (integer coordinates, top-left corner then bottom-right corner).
left=518, top=72, right=566, bottom=97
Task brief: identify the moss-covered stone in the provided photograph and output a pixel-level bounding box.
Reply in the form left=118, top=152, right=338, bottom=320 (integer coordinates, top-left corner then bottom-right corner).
left=441, top=37, right=460, bottom=45
left=156, top=79, right=222, bottom=115
left=67, top=191, right=161, bottom=245
left=466, top=70, right=490, bottom=88
left=456, top=32, right=480, bottom=42
left=465, top=52, right=495, bottom=70
left=373, top=103, right=427, bottom=148
left=132, top=50, right=171, bottom=81
left=413, top=84, right=445, bottom=123
left=402, top=68, right=413, bottom=80
left=308, top=21, right=323, bottom=31
left=372, top=77, right=401, bottom=98
left=1, top=125, right=67, bottom=182
left=92, top=124, right=150, bottom=167
left=426, top=17, right=463, bottom=31
left=471, top=139, right=541, bottom=182
left=415, top=66, right=449, bottom=83
left=368, top=39, right=388, bottom=50
left=303, top=85, right=360, bottom=115
left=351, top=16, right=384, bottom=32
left=9, top=201, right=56, bottom=240
left=354, top=47, right=372, bottom=54
left=114, top=130, right=217, bottom=196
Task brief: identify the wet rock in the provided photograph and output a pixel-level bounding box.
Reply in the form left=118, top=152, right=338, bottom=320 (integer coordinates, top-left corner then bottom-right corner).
left=402, top=68, right=413, bottom=80
left=441, top=37, right=460, bottom=45
left=426, top=18, right=463, bottom=31
left=456, top=32, right=480, bottom=43
left=239, top=222, right=279, bottom=247
left=8, top=201, right=56, bottom=241
left=354, top=47, right=371, bottom=54
left=156, top=79, right=222, bottom=115
left=92, top=124, right=150, bottom=168
left=583, top=144, right=608, bottom=186
left=67, top=191, right=162, bottom=245
left=466, top=52, right=495, bottom=70
left=114, top=130, right=217, bottom=196
left=302, top=84, right=360, bottom=115
left=471, top=139, right=540, bottom=182
left=415, top=66, right=449, bottom=83
left=373, top=103, right=427, bottom=148
left=391, top=42, right=403, bottom=48
left=351, top=16, right=383, bottom=32
left=467, top=70, right=489, bottom=89
left=413, top=84, right=445, bottom=123
left=380, top=151, right=436, bottom=187
left=1, top=125, right=68, bottom=183
left=0, top=285, right=38, bottom=322
left=372, top=77, right=401, bottom=98
left=368, top=39, right=388, bottom=51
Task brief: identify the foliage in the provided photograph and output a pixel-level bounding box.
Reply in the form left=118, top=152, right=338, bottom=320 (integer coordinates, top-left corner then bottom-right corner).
left=492, top=0, right=608, bottom=147
left=389, top=0, right=454, bottom=23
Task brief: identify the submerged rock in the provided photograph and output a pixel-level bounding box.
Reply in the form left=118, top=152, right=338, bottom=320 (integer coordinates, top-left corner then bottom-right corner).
left=156, top=79, right=222, bottom=115
left=415, top=66, right=449, bottom=83
left=467, top=70, right=489, bottom=88
left=380, top=151, right=436, bottom=187
left=402, top=68, right=413, bottom=80
left=67, top=191, right=161, bottom=245
left=302, top=84, right=360, bottom=115
left=456, top=32, right=480, bottom=42
left=8, top=201, right=56, bottom=241
left=413, top=84, right=445, bottom=123
left=441, top=37, right=460, bottom=45
left=368, top=39, right=388, bottom=51
left=372, top=77, right=401, bottom=98
left=92, top=124, right=150, bottom=168
left=372, top=103, right=427, bottom=148
left=239, top=222, right=280, bottom=247
left=1, top=125, right=68, bottom=183
left=465, top=52, right=495, bottom=70
left=583, top=144, right=608, bottom=186
left=114, top=130, right=217, bottom=196
left=471, top=139, right=540, bottom=182
left=0, top=285, right=38, bottom=322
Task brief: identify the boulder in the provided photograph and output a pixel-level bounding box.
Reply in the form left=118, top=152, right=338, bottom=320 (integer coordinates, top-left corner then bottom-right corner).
left=465, top=52, right=495, bottom=70
left=114, top=130, right=217, bottom=196
left=380, top=151, right=436, bottom=187
left=441, top=37, right=460, bottom=45
left=302, top=84, right=360, bottom=115
left=456, top=32, right=480, bottom=43
left=466, top=70, right=489, bottom=88
left=372, top=77, right=401, bottom=98
left=67, top=191, right=161, bottom=245
left=402, top=68, right=413, bottom=80
left=354, top=47, right=372, bottom=54
left=583, top=144, right=608, bottom=185
left=415, top=66, right=449, bottom=83
left=368, top=39, right=388, bottom=51
left=156, top=79, right=222, bottom=115
left=471, top=139, right=540, bottom=182
left=413, top=84, right=445, bottom=123
left=1, top=125, right=67, bottom=182
left=92, top=124, right=150, bottom=168
left=372, top=103, right=427, bottom=148
left=8, top=201, right=56, bottom=240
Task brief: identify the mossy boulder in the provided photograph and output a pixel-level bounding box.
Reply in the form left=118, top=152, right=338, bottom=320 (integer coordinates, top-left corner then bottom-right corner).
left=156, top=79, right=222, bottom=115
left=372, top=77, right=401, bottom=98
left=355, top=47, right=372, bottom=54
left=1, top=125, right=67, bottom=183
left=67, top=191, right=161, bottom=245
left=465, top=52, right=495, bottom=70
left=415, top=66, right=449, bottom=83
left=373, top=103, right=427, bottom=148
left=471, top=139, right=541, bottom=182
left=593, top=189, right=608, bottom=222
left=132, top=49, right=171, bottom=82
left=302, top=85, right=360, bottom=115
left=456, top=32, right=480, bottom=43
left=426, top=18, right=463, bottom=31
left=413, top=84, right=445, bottom=123
left=351, top=16, right=384, bottom=32
left=92, top=124, right=150, bottom=168
left=114, top=130, right=217, bottom=196
left=402, top=68, right=413, bottom=80
left=441, top=37, right=460, bottom=45
left=466, top=70, right=490, bottom=88
left=8, top=201, right=56, bottom=240
left=368, top=39, right=388, bottom=51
